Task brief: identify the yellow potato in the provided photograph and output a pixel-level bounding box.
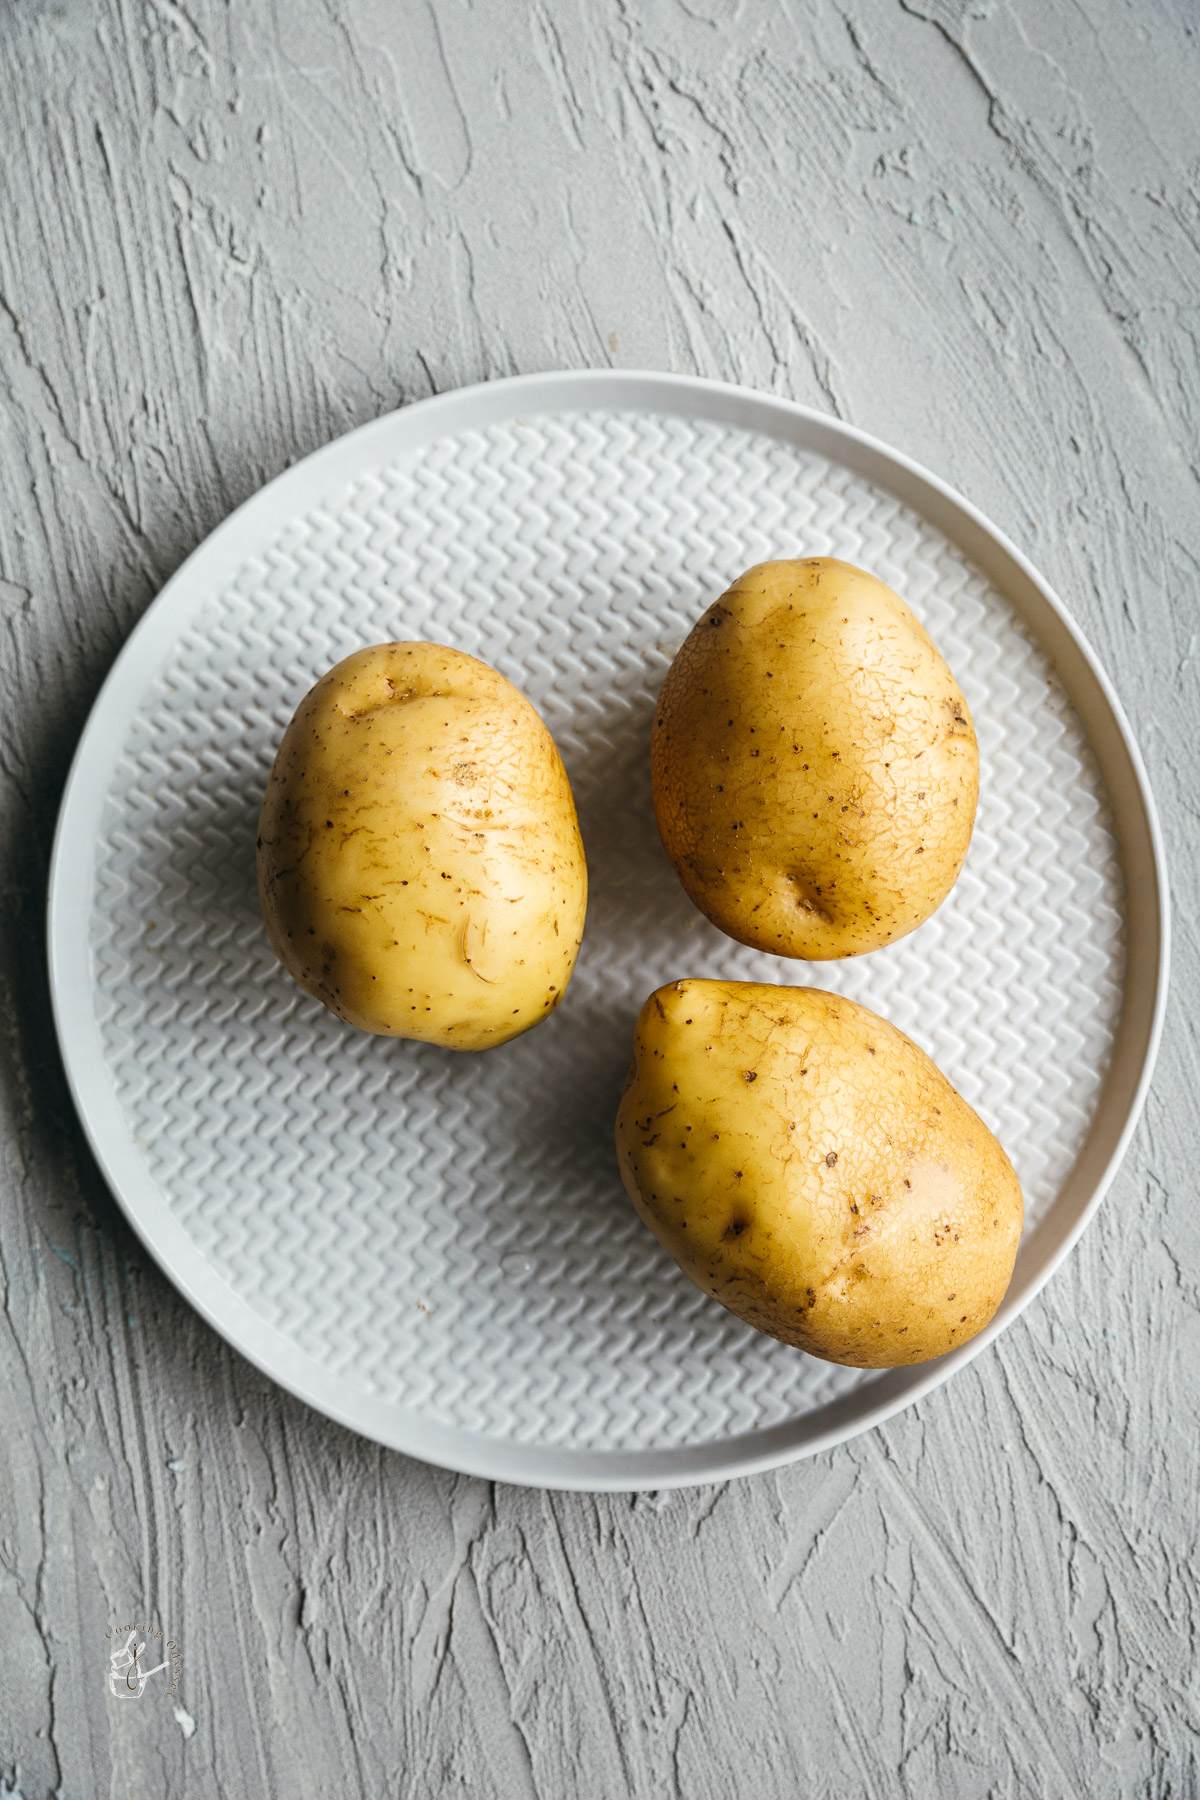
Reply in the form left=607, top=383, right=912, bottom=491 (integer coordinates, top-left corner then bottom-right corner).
left=651, top=558, right=978, bottom=958
left=615, top=980, right=1023, bottom=1367
left=257, top=642, right=587, bottom=1049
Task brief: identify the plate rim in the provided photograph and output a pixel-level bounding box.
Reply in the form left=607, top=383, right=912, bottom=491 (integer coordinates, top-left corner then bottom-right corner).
left=46, top=368, right=1171, bottom=1491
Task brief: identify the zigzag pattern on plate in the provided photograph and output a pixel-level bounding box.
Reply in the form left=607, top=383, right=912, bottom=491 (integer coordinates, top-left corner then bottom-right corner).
left=90, top=410, right=1124, bottom=1451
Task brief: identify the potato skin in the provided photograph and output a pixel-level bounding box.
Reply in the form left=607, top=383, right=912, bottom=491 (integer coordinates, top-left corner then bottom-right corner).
left=651, top=558, right=978, bottom=958
left=257, top=643, right=587, bottom=1050
left=615, top=980, right=1023, bottom=1367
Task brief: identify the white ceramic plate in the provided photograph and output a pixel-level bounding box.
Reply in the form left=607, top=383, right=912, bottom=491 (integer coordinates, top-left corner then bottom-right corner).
left=48, top=371, right=1168, bottom=1491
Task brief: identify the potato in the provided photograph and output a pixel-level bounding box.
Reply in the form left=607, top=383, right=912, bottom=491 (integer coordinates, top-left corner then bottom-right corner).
left=615, top=980, right=1023, bottom=1367
left=651, top=558, right=978, bottom=958
left=257, top=642, right=587, bottom=1049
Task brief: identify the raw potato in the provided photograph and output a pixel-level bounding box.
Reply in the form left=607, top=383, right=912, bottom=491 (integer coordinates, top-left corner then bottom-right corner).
left=615, top=980, right=1023, bottom=1367
left=257, top=642, right=587, bottom=1049
left=651, top=558, right=979, bottom=958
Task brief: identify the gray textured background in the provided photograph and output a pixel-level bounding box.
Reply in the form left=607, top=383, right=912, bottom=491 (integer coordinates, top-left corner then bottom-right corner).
left=2, top=2, right=1197, bottom=1795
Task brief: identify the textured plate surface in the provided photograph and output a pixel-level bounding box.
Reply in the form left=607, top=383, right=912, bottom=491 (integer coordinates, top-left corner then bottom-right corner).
left=48, top=371, right=1167, bottom=1489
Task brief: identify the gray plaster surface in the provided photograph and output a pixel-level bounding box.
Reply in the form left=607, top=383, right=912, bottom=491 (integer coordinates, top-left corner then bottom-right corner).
left=1, top=2, right=1198, bottom=1795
